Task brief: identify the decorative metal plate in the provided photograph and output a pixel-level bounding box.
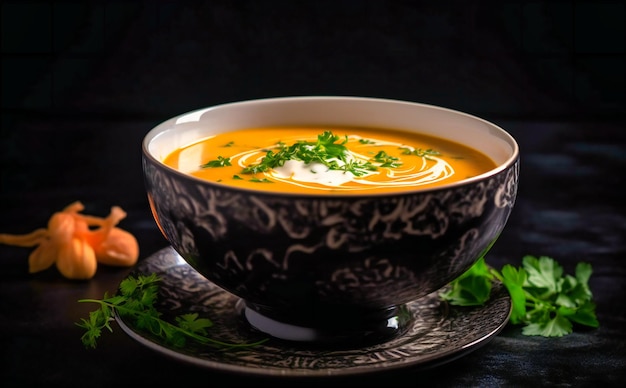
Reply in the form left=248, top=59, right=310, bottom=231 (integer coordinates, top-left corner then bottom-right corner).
left=116, top=247, right=511, bottom=377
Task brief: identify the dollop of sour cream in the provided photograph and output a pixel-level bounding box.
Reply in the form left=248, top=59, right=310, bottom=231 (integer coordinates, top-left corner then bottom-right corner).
left=271, top=159, right=359, bottom=186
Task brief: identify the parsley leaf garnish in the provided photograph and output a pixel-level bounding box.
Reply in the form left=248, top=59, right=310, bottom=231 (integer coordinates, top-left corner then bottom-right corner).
left=400, top=147, right=441, bottom=158
left=440, top=255, right=599, bottom=337
left=249, top=177, right=273, bottom=183
left=200, top=156, right=231, bottom=168
left=76, top=274, right=267, bottom=349
left=372, top=150, right=402, bottom=168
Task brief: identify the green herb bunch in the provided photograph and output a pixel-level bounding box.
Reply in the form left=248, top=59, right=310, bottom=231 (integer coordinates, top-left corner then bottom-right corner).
left=440, top=255, right=600, bottom=337
left=77, top=254, right=600, bottom=349
left=76, top=273, right=266, bottom=349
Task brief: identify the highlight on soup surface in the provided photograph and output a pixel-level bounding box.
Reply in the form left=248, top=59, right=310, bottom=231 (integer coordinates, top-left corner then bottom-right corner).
left=163, top=126, right=497, bottom=194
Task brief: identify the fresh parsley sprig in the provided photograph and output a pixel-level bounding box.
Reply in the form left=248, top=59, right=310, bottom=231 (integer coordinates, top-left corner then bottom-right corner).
left=440, top=255, right=600, bottom=337
left=76, top=273, right=267, bottom=349
left=200, top=156, right=232, bottom=168
left=400, top=147, right=441, bottom=158
left=372, top=150, right=402, bottom=168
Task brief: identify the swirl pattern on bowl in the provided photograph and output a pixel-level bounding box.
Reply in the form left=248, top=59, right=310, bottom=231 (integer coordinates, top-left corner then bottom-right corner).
left=143, top=156, right=518, bottom=311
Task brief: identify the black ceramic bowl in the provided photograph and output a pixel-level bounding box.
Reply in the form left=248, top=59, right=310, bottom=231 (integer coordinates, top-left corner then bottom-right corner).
left=142, top=96, right=519, bottom=347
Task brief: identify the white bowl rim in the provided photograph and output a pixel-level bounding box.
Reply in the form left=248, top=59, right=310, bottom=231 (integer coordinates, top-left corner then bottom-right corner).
left=142, top=95, right=520, bottom=197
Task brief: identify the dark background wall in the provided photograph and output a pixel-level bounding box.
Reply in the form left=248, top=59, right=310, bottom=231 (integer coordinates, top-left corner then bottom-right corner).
left=0, top=0, right=624, bottom=224
left=2, top=0, right=624, bottom=120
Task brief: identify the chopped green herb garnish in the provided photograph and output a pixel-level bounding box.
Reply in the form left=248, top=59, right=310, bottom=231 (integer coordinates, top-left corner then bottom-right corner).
left=232, top=175, right=244, bottom=180
left=440, top=255, right=599, bottom=337
left=400, top=147, right=441, bottom=158
left=200, top=132, right=442, bottom=179
left=222, top=141, right=235, bottom=147
left=76, top=273, right=266, bottom=349
left=249, top=177, right=273, bottom=183
left=372, top=150, right=402, bottom=168
left=241, top=130, right=385, bottom=177
left=342, top=160, right=377, bottom=176
left=200, top=156, right=231, bottom=168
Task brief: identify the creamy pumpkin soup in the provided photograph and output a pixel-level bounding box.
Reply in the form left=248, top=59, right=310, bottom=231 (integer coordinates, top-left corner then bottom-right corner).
left=163, top=127, right=496, bottom=194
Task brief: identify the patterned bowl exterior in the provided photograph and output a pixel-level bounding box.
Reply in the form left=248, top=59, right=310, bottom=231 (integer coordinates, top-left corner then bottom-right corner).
left=143, top=155, right=519, bottom=314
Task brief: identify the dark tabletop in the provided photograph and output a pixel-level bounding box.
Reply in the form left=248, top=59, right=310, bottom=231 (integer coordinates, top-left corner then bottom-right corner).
left=1, top=2, right=625, bottom=387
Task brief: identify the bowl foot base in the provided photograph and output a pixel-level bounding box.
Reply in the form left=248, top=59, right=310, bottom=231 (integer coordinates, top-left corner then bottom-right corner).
left=237, top=300, right=414, bottom=348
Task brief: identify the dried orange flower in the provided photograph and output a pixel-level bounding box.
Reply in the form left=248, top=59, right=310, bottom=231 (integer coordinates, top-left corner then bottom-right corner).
left=0, top=201, right=139, bottom=280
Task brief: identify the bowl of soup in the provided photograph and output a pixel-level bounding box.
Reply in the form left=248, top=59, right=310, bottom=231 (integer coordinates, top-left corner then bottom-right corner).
left=142, top=96, right=519, bottom=347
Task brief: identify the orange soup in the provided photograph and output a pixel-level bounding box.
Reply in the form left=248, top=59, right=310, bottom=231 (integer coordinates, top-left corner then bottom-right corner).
left=163, top=127, right=496, bottom=194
